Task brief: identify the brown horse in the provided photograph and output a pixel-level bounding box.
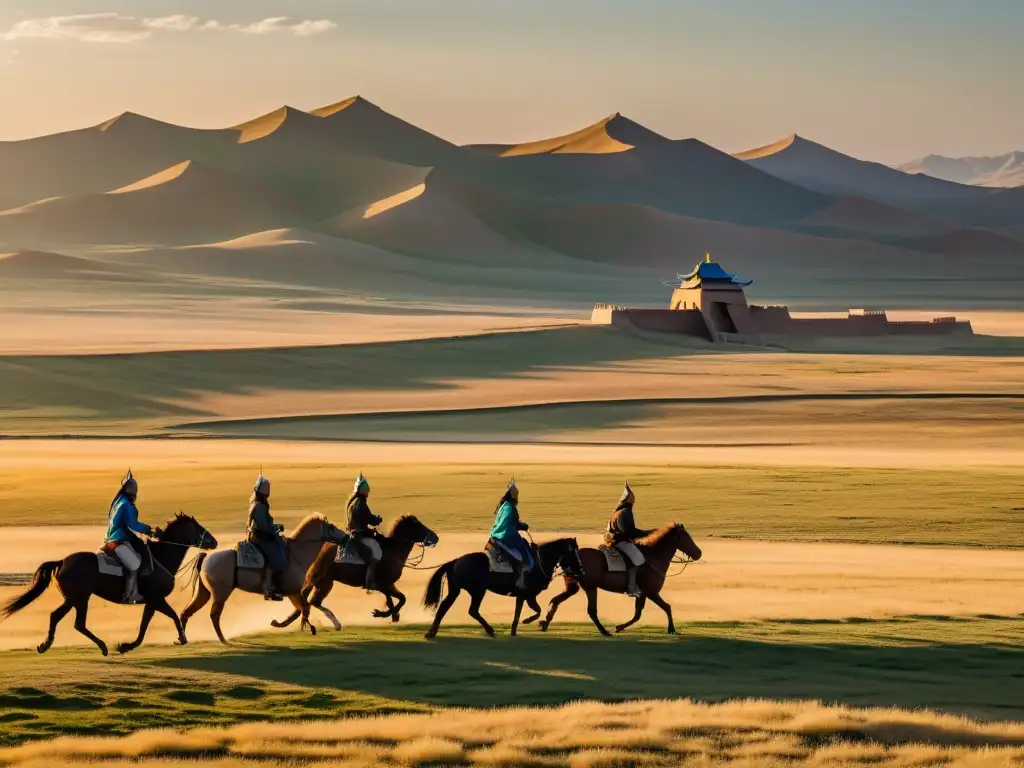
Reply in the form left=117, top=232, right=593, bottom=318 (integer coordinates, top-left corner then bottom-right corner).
left=180, top=513, right=348, bottom=643
left=540, top=523, right=702, bottom=636
left=270, top=515, right=440, bottom=630
left=1, top=514, right=217, bottom=655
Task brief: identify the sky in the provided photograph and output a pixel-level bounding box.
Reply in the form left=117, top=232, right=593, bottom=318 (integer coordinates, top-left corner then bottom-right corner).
left=0, top=0, right=1020, bottom=164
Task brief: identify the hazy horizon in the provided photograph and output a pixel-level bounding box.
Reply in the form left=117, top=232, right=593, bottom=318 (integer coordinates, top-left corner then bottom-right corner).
left=1, top=0, right=1021, bottom=164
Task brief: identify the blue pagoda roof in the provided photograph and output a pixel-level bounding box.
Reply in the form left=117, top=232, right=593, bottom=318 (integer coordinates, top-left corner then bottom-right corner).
left=679, top=257, right=753, bottom=286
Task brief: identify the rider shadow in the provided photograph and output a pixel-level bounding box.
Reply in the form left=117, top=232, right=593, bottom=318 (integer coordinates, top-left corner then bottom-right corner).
left=154, top=628, right=1024, bottom=717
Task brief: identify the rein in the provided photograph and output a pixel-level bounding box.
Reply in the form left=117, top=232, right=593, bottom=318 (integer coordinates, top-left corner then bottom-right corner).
left=648, top=555, right=695, bottom=578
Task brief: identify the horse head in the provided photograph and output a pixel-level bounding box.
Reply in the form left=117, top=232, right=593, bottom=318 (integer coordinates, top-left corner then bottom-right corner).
left=163, top=513, right=218, bottom=550
left=671, top=523, right=702, bottom=561
left=289, top=514, right=348, bottom=545
left=390, top=515, right=440, bottom=547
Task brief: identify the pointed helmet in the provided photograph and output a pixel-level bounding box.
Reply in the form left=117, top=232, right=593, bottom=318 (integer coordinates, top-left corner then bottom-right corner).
left=506, top=474, right=519, bottom=502
left=254, top=473, right=271, bottom=497
left=619, top=480, right=635, bottom=505
left=121, top=467, right=138, bottom=497
left=354, top=471, right=370, bottom=495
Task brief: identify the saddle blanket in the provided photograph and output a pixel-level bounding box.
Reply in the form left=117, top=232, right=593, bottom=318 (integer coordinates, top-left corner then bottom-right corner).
left=599, top=545, right=627, bottom=573
left=96, top=547, right=155, bottom=577
left=334, top=539, right=365, bottom=566
left=236, top=541, right=265, bottom=570
left=96, top=551, right=124, bottom=577
left=485, top=541, right=518, bottom=574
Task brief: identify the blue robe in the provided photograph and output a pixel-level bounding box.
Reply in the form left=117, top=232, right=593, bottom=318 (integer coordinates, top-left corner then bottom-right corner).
left=105, top=493, right=152, bottom=544
left=489, top=501, right=533, bottom=568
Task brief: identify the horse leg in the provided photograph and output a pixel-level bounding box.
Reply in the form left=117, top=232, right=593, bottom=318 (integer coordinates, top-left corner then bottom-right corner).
left=117, top=604, right=155, bottom=655
left=209, top=598, right=229, bottom=644
left=288, top=594, right=317, bottom=636
left=540, top=579, right=580, bottom=632
left=648, top=592, right=676, bottom=634
left=467, top=589, right=495, bottom=638
left=73, top=599, right=108, bottom=656
left=373, top=593, right=396, bottom=620
left=150, top=596, right=187, bottom=646
left=424, top=584, right=460, bottom=640
left=386, top=588, right=406, bottom=623
left=521, top=595, right=543, bottom=625
left=38, top=599, right=72, bottom=654
left=180, top=579, right=210, bottom=633
left=615, top=596, right=647, bottom=634
left=585, top=587, right=612, bottom=637
left=270, top=607, right=301, bottom=629
left=309, top=585, right=341, bottom=631
left=510, top=595, right=525, bottom=637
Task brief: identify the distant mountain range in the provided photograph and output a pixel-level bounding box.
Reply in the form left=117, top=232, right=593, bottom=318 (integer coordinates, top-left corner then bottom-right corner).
left=1, top=98, right=1022, bottom=309
left=900, top=151, right=1024, bottom=188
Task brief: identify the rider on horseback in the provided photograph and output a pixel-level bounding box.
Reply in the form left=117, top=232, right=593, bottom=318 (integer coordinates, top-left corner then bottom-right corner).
left=104, top=468, right=157, bottom=604
left=247, top=474, right=286, bottom=601
left=489, top=477, right=533, bottom=591
left=347, top=472, right=383, bottom=590
left=605, top=481, right=649, bottom=598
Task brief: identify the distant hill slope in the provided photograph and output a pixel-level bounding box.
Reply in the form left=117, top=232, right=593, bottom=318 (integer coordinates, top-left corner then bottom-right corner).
left=900, top=151, right=1024, bottom=188
left=0, top=161, right=295, bottom=247
left=472, top=113, right=670, bottom=157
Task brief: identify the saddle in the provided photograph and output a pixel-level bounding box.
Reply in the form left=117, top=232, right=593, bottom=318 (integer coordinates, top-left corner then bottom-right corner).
left=236, top=541, right=265, bottom=570
left=96, top=541, right=155, bottom=578
left=485, top=538, right=521, bottom=575
left=598, top=545, right=627, bottom=573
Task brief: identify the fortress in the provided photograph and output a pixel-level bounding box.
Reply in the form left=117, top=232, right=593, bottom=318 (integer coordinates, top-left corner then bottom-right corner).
left=591, top=256, right=974, bottom=343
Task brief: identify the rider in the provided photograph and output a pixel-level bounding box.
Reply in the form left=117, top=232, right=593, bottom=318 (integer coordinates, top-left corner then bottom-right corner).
left=246, top=473, right=287, bottom=601
left=489, top=476, right=533, bottom=591
left=346, top=472, right=384, bottom=590
left=104, top=468, right=157, bottom=604
left=605, top=480, right=650, bottom=598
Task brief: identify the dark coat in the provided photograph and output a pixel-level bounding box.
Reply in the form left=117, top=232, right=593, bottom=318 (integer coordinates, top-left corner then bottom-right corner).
left=347, top=494, right=382, bottom=534
left=605, top=503, right=650, bottom=546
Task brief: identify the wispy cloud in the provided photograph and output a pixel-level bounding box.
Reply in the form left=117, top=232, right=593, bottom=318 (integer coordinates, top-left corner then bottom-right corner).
left=0, top=13, right=337, bottom=43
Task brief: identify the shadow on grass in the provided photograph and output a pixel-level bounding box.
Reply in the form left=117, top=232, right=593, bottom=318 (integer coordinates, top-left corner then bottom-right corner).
left=155, top=625, right=1024, bottom=718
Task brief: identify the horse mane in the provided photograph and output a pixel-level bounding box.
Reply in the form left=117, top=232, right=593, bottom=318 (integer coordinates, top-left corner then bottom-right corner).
left=635, top=523, right=677, bottom=548
left=387, top=515, right=417, bottom=537
left=288, top=513, right=329, bottom=539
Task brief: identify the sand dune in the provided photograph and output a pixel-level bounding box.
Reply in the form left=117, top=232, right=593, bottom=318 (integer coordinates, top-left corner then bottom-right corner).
left=794, top=196, right=950, bottom=238
left=736, top=134, right=989, bottom=203
left=0, top=160, right=294, bottom=247
left=0, top=250, right=122, bottom=279
left=483, top=112, right=668, bottom=157
left=311, top=95, right=460, bottom=166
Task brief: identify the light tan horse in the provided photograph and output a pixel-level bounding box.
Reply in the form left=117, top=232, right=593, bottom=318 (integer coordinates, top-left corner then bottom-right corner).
left=181, top=514, right=348, bottom=643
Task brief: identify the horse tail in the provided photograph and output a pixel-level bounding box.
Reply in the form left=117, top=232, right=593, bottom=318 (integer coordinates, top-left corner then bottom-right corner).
left=1, top=561, right=60, bottom=619
left=423, top=559, right=456, bottom=610
left=184, top=552, right=207, bottom=597
left=303, top=543, right=339, bottom=592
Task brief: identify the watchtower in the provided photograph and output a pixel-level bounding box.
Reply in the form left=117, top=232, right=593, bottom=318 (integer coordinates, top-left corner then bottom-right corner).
left=669, top=255, right=759, bottom=336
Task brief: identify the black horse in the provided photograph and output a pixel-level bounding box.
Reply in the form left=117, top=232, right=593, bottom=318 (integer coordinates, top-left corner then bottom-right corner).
left=423, top=537, right=583, bottom=639
left=1, top=513, right=217, bottom=655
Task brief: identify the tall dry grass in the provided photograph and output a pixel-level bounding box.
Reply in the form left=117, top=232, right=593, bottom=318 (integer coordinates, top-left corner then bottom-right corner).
left=3, top=698, right=1024, bottom=767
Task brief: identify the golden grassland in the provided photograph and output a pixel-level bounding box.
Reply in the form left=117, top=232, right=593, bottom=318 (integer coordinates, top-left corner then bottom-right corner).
left=3, top=695, right=1024, bottom=767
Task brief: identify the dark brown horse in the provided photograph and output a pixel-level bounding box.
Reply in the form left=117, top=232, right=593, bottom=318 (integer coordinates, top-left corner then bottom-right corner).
left=423, top=537, right=583, bottom=639
left=540, top=523, right=701, bottom=636
left=1, top=514, right=217, bottom=655
left=270, top=515, right=439, bottom=630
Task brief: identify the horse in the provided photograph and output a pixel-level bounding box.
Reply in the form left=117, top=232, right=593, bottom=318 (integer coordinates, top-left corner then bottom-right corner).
left=180, top=513, right=348, bottom=643
left=423, top=537, right=583, bottom=639
left=270, top=515, right=440, bottom=631
left=539, top=523, right=702, bottom=636
left=1, top=514, right=217, bottom=656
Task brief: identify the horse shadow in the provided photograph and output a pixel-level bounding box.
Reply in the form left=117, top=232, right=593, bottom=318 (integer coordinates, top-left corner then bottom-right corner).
left=153, top=622, right=1024, bottom=718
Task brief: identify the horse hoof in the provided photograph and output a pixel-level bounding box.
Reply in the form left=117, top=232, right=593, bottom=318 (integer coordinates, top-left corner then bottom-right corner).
left=538, top=622, right=549, bottom=632
left=371, top=610, right=386, bottom=618
left=100, top=647, right=109, bottom=657
left=309, top=626, right=317, bottom=636
left=270, top=620, right=283, bottom=628
left=667, top=628, right=677, bottom=635
left=36, top=643, right=49, bottom=654
left=391, top=613, right=400, bottom=623
left=424, top=631, right=436, bottom=640
left=116, top=643, right=133, bottom=655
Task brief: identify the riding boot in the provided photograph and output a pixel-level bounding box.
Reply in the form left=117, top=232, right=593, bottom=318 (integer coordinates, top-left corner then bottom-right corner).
left=364, top=560, right=380, bottom=591
left=263, top=570, right=284, bottom=601
left=626, top=566, right=641, bottom=598
left=124, top=570, right=143, bottom=604
left=514, top=562, right=528, bottom=592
